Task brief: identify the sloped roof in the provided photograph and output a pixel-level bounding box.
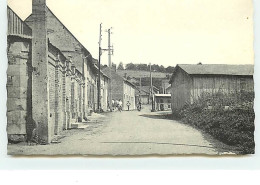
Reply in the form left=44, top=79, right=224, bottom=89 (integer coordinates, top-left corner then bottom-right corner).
left=178, top=64, right=254, bottom=76
left=103, top=67, right=136, bottom=88
left=117, top=69, right=170, bottom=78
left=7, top=6, right=32, bottom=38
left=135, top=87, right=150, bottom=96
left=24, top=6, right=96, bottom=74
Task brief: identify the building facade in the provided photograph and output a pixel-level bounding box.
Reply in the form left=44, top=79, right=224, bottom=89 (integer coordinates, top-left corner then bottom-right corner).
left=154, top=94, right=171, bottom=111
left=169, top=64, right=254, bottom=110
left=7, top=1, right=106, bottom=144
left=135, top=88, right=150, bottom=105
left=103, top=67, right=136, bottom=110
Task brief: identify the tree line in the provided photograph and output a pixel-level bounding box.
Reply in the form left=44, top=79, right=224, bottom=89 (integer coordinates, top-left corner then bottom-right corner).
left=117, top=62, right=175, bottom=73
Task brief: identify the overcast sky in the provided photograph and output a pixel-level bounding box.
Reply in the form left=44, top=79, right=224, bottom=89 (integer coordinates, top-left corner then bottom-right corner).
left=8, top=0, right=254, bottom=67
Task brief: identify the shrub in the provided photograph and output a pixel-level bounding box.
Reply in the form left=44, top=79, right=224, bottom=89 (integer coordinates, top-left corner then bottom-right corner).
left=179, top=91, right=255, bottom=154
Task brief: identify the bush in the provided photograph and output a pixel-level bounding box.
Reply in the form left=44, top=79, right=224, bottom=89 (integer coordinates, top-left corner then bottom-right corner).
left=179, top=92, right=255, bottom=154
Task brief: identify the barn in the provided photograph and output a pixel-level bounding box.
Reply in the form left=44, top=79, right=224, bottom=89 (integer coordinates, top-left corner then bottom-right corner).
left=169, top=64, right=254, bottom=110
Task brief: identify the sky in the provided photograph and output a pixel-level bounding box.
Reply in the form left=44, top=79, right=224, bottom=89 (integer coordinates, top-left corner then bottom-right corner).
left=7, top=0, right=254, bottom=67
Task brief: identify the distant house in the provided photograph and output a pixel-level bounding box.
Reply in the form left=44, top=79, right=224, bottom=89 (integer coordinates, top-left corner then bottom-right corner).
left=103, top=67, right=136, bottom=110
left=154, top=94, right=171, bottom=111
left=135, top=88, right=150, bottom=105
left=169, top=64, right=254, bottom=110
left=135, top=85, right=160, bottom=105
left=141, top=86, right=160, bottom=94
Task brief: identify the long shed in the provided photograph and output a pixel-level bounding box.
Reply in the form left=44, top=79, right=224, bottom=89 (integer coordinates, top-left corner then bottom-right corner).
left=169, top=64, right=254, bottom=110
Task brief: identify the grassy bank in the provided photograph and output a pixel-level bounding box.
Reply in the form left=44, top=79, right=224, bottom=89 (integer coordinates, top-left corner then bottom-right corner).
left=174, top=92, right=255, bottom=154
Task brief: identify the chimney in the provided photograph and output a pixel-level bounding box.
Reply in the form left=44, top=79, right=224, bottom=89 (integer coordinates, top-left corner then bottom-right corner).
left=31, top=0, right=50, bottom=144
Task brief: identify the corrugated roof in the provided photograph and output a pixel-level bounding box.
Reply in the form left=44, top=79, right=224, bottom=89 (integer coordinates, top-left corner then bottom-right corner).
left=178, top=64, right=254, bottom=76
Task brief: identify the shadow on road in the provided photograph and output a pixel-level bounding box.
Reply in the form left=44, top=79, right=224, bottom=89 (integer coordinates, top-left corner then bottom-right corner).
left=139, top=113, right=173, bottom=120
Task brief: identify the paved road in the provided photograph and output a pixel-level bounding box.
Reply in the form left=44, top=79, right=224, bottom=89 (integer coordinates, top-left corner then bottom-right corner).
left=8, top=105, right=234, bottom=155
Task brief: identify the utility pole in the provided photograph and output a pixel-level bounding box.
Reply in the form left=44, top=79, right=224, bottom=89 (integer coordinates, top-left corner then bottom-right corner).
left=97, top=23, right=102, bottom=112
left=106, top=28, right=113, bottom=111
left=96, top=27, right=114, bottom=112
left=139, top=77, right=142, bottom=103
left=150, top=63, right=155, bottom=112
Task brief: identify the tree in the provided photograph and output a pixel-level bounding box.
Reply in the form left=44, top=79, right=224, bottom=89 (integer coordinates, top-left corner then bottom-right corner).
left=151, top=64, right=160, bottom=72
left=125, top=62, right=137, bottom=70
left=165, top=66, right=175, bottom=73
left=137, top=64, right=148, bottom=71
left=117, top=62, right=124, bottom=70
left=159, top=65, right=166, bottom=72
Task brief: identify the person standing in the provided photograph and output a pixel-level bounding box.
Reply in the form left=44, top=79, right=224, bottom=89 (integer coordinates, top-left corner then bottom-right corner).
left=137, top=100, right=142, bottom=111
left=126, top=101, right=131, bottom=111
left=118, top=99, right=123, bottom=112
left=111, top=99, right=115, bottom=111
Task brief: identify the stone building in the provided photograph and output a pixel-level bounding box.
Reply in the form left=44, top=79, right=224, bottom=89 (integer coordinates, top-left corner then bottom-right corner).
left=7, top=0, right=108, bottom=144
left=100, top=71, right=110, bottom=112
left=85, top=59, right=110, bottom=113
left=7, top=6, right=32, bottom=142
left=103, top=67, right=136, bottom=110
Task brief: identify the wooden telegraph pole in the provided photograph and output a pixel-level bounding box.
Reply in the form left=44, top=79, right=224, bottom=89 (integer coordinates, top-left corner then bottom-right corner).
left=97, top=23, right=102, bottom=112
left=107, top=28, right=112, bottom=110
left=97, top=27, right=114, bottom=112
left=139, top=77, right=142, bottom=103
left=150, top=63, right=155, bottom=112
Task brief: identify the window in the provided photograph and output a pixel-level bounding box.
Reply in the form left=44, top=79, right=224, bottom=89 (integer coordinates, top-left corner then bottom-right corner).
left=7, top=76, right=13, bottom=86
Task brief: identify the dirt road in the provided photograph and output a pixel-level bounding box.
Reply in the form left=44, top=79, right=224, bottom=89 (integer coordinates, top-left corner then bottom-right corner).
left=8, top=105, right=235, bottom=155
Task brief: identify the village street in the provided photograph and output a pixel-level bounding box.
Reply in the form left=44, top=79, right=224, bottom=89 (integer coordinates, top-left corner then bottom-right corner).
left=8, top=105, right=235, bottom=156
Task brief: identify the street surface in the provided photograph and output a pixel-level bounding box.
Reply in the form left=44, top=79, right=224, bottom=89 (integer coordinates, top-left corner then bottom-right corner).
left=8, top=105, right=235, bottom=155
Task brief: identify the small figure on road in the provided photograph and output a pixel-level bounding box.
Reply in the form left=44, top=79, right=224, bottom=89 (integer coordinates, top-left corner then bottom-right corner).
left=137, top=100, right=142, bottom=111
left=112, top=99, right=115, bottom=111
left=118, top=99, right=123, bottom=112
left=126, top=101, right=131, bottom=111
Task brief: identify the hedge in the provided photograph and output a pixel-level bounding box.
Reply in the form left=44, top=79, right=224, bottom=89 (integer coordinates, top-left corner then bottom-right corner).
left=175, top=92, right=255, bottom=154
